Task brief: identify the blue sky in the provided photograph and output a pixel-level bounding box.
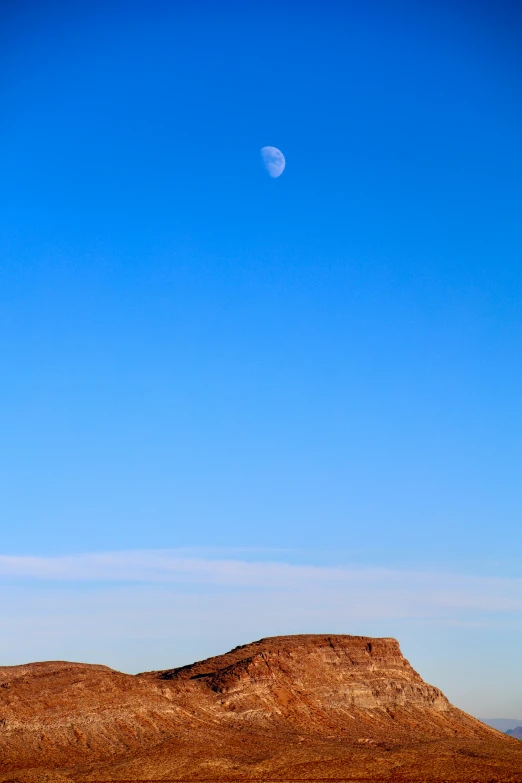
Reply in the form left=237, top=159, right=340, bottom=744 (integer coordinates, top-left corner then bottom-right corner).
left=1, top=1, right=521, bottom=717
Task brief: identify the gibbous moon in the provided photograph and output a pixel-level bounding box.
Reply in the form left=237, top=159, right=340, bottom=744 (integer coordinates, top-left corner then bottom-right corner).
left=261, top=146, right=285, bottom=178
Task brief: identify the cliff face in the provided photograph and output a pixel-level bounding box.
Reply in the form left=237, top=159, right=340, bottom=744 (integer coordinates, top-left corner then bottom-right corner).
left=1, top=634, right=521, bottom=782
left=150, top=634, right=450, bottom=720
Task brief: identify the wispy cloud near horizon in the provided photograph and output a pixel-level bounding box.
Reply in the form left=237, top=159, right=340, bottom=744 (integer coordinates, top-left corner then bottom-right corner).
left=1, top=549, right=521, bottom=615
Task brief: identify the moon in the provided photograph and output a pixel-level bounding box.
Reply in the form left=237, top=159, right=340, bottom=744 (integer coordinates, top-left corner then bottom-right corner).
left=261, top=146, right=285, bottom=178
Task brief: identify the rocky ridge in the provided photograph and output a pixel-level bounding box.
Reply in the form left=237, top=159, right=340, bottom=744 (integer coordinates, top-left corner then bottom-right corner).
left=1, top=634, right=521, bottom=782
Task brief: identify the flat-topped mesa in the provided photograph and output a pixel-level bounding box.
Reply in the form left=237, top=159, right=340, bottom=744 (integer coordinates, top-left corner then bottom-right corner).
left=147, top=634, right=450, bottom=714
left=2, top=634, right=519, bottom=781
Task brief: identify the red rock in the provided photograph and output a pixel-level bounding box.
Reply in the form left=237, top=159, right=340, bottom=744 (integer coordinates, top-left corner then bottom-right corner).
left=1, top=635, right=521, bottom=781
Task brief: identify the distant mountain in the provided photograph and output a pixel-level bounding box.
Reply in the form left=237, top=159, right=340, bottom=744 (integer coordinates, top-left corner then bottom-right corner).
left=480, top=718, right=522, bottom=732
left=1, top=634, right=522, bottom=782
left=507, top=726, right=522, bottom=740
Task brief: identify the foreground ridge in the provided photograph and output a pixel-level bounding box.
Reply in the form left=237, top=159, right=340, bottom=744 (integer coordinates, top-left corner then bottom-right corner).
left=1, top=634, right=521, bottom=783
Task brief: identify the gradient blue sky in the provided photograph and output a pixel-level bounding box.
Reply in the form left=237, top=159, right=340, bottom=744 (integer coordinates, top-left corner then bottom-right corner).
left=1, top=1, right=521, bottom=717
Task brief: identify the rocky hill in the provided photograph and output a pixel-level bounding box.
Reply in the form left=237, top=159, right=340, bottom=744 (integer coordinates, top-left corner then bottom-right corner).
left=1, top=634, right=521, bottom=782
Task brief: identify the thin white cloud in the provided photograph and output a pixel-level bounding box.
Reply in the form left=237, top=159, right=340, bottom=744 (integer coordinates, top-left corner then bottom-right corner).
left=0, top=550, right=521, bottom=615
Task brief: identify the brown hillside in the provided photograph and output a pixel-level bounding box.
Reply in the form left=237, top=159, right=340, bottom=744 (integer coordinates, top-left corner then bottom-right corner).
left=1, top=634, right=521, bottom=782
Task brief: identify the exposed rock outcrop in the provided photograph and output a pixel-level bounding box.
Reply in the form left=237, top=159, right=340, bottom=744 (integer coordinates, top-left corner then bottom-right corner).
left=143, top=634, right=452, bottom=732
left=1, top=634, right=521, bottom=782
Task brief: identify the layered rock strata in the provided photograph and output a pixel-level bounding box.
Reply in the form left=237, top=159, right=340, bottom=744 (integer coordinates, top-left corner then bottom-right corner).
left=1, top=634, right=520, bottom=782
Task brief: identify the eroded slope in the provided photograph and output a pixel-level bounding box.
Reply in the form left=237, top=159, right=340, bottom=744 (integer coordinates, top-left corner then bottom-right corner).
left=1, top=635, right=520, bottom=782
